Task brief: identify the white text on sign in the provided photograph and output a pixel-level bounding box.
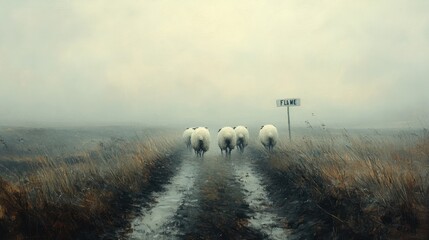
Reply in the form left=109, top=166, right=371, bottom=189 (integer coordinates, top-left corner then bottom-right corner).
left=276, top=98, right=301, bottom=107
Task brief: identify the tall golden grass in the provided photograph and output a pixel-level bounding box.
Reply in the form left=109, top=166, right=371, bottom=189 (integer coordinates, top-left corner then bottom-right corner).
left=0, top=134, right=180, bottom=239
left=260, top=129, right=429, bottom=239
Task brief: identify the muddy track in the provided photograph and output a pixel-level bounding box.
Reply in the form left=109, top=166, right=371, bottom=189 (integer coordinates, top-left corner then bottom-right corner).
left=249, top=149, right=327, bottom=240
left=232, top=155, right=290, bottom=239
left=120, top=149, right=290, bottom=239
left=99, top=149, right=186, bottom=239
left=175, top=154, right=264, bottom=239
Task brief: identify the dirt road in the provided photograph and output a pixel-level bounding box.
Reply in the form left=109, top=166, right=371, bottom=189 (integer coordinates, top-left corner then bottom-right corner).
left=119, top=147, right=290, bottom=240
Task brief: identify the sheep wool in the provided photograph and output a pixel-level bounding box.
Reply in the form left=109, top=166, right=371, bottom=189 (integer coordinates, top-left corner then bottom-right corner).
left=182, top=128, right=195, bottom=150
left=259, top=124, right=278, bottom=151
left=218, top=127, right=237, bottom=156
left=234, top=126, right=249, bottom=153
left=191, top=127, right=211, bottom=157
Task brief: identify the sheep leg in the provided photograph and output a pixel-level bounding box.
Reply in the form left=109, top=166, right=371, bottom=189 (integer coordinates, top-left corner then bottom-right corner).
left=239, top=144, right=244, bottom=153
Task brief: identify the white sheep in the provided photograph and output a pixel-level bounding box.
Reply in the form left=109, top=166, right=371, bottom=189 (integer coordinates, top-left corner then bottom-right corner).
left=259, top=124, right=278, bottom=151
left=234, top=126, right=249, bottom=153
left=191, top=127, right=211, bottom=157
left=182, top=127, right=195, bottom=150
left=217, top=127, right=237, bottom=156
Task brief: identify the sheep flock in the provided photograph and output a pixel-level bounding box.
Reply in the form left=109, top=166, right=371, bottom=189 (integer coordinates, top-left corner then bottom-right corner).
left=182, top=124, right=279, bottom=157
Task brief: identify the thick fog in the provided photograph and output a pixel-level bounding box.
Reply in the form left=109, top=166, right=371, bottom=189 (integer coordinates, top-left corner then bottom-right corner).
left=1, top=0, right=428, bottom=128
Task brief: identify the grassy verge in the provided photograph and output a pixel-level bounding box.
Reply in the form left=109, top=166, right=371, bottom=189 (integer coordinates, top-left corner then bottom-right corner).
left=0, top=134, right=181, bottom=239
left=253, top=129, right=429, bottom=239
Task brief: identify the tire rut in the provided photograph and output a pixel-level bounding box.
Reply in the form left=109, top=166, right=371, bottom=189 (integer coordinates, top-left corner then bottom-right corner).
left=121, top=149, right=291, bottom=239
left=123, top=151, right=198, bottom=239
left=232, top=154, right=290, bottom=239
left=174, top=154, right=264, bottom=239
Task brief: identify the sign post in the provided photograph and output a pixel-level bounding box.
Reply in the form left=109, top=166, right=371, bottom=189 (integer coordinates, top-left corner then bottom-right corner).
left=276, top=98, right=300, bottom=141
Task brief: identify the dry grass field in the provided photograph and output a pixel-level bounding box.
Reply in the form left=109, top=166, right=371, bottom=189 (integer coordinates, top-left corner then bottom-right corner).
left=253, top=128, right=429, bottom=239
left=0, top=128, right=181, bottom=239
left=1, top=126, right=428, bottom=239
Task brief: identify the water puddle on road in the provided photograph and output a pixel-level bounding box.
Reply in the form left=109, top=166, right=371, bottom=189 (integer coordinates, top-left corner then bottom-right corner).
left=233, top=157, right=290, bottom=239
left=125, top=156, right=198, bottom=239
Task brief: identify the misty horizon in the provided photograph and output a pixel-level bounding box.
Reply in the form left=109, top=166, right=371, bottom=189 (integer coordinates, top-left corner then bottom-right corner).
left=1, top=1, right=428, bottom=129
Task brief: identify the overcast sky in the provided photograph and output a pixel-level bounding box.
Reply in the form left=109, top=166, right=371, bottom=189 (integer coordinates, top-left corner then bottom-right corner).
left=1, top=0, right=428, bottom=128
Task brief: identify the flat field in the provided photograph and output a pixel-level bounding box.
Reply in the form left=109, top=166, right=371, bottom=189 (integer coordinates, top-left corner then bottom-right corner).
left=0, top=126, right=427, bottom=239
